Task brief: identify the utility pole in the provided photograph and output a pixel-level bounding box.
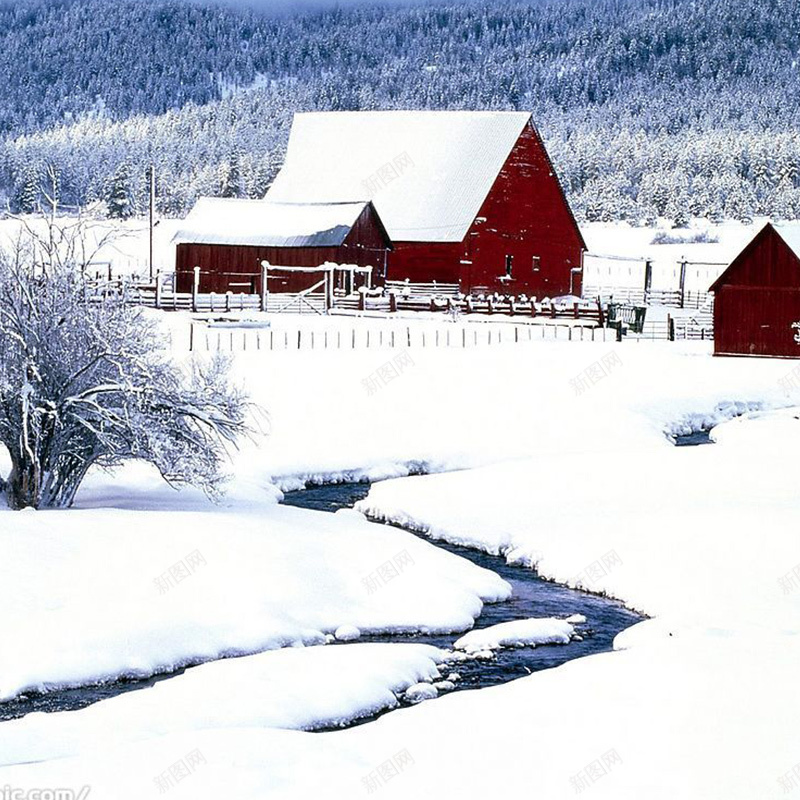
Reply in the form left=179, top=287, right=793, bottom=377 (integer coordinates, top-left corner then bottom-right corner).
left=148, top=165, right=155, bottom=282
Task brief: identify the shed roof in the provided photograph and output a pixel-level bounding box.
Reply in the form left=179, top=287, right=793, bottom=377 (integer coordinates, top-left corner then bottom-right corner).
left=265, top=110, right=533, bottom=243
left=710, top=222, right=800, bottom=291
left=173, top=198, right=376, bottom=248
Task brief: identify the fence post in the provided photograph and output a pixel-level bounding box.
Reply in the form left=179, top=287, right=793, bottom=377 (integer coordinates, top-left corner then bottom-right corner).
left=389, top=292, right=398, bottom=313
left=667, top=314, right=675, bottom=342
left=643, top=259, right=653, bottom=303
left=261, top=262, right=269, bottom=312
left=226, top=291, right=232, bottom=313
left=679, top=258, right=687, bottom=308
left=155, top=270, right=163, bottom=309
left=192, top=266, right=200, bottom=313
left=324, top=270, right=332, bottom=313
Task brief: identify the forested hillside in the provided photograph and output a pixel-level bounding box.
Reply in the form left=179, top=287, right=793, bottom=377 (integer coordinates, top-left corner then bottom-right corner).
left=2, top=0, right=799, bottom=222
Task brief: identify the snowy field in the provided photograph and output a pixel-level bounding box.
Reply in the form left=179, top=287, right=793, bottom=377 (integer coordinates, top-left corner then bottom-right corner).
left=1, top=326, right=800, bottom=798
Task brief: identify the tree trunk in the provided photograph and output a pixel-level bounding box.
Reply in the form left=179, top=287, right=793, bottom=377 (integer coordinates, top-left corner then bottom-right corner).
left=4, top=456, right=43, bottom=510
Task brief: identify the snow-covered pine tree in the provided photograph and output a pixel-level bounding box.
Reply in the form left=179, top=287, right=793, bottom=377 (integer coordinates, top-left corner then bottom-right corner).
left=14, top=162, right=41, bottom=215
left=106, top=162, right=136, bottom=219
left=219, top=150, right=243, bottom=199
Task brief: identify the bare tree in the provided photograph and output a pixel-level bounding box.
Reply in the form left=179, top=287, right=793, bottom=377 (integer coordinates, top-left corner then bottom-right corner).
left=0, top=219, right=248, bottom=509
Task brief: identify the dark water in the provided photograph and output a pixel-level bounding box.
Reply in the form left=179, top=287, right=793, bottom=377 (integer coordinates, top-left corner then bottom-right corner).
left=0, top=670, right=186, bottom=722
left=674, top=430, right=713, bottom=446
left=283, top=483, right=642, bottom=695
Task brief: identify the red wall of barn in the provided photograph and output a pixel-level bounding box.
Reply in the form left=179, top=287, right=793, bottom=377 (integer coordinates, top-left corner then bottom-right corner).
left=465, top=124, right=585, bottom=297
left=384, top=123, right=585, bottom=296
left=175, top=206, right=389, bottom=294
left=387, top=242, right=463, bottom=285
left=713, top=227, right=800, bottom=358
left=715, top=286, right=800, bottom=358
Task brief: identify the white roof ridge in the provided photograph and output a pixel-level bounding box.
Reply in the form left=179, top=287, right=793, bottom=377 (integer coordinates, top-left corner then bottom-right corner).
left=264, top=199, right=369, bottom=207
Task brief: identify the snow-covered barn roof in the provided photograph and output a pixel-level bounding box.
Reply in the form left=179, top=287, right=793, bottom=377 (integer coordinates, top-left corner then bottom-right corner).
left=265, top=111, right=533, bottom=243
left=173, top=198, right=375, bottom=247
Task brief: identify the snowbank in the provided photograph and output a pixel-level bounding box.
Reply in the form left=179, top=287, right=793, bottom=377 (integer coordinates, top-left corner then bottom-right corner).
left=222, top=338, right=798, bottom=491
left=453, top=618, right=574, bottom=652
left=0, top=496, right=508, bottom=701
left=0, top=643, right=445, bottom=768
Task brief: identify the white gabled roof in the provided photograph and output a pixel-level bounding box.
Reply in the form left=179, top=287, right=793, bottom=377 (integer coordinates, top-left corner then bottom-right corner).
left=265, top=111, right=532, bottom=243
left=775, top=223, right=800, bottom=260
left=173, top=198, right=371, bottom=248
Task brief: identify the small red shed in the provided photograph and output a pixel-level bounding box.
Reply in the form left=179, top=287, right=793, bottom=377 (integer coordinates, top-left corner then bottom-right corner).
left=710, top=222, right=800, bottom=358
left=173, top=198, right=391, bottom=294
left=265, top=111, right=586, bottom=297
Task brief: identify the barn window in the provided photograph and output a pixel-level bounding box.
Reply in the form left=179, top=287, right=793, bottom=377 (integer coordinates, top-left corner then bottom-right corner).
left=505, top=254, right=514, bottom=277
left=532, top=256, right=541, bottom=273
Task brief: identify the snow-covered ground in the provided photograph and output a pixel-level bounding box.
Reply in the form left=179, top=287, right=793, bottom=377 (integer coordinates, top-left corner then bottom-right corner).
left=1, top=319, right=799, bottom=798
left=0, top=474, right=508, bottom=701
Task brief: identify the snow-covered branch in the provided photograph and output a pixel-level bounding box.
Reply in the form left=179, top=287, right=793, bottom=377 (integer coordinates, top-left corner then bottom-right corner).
left=0, top=220, right=249, bottom=509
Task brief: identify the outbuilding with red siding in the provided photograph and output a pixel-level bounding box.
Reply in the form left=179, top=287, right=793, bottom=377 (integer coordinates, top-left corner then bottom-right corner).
left=710, top=222, right=800, bottom=358
left=173, top=198, right=391, bottom=295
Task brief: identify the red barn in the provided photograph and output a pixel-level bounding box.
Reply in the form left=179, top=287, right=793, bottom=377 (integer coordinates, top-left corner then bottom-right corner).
left=266, top=111, right=586, bottom=297
left=711, top=222, right=800, bottom=358
left=173, top=198, right=391, bottom=294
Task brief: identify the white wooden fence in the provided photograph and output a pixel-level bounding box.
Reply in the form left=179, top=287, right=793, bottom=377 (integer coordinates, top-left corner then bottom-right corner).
left=582, top=253, right=724, bottom=309
left=188, top=322, right=619, bottom=352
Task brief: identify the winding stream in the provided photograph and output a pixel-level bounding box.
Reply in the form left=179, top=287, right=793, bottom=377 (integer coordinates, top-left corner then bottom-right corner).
left=283, top=482, right=642, bottom=696
left=0, top=480, right=643, bottom=724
